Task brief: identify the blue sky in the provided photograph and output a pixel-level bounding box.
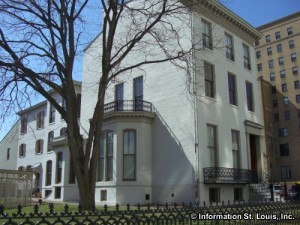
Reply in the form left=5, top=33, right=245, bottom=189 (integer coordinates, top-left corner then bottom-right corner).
left=224, top=0, right=300, bottom=27
left=0, top=1, right=299, bottom=140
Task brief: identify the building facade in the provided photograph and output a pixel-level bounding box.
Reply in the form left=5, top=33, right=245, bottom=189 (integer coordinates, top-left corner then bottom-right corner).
left=81, top=1, right=265, bottom=205
left=256, top=12, right=300, bottom=182
left=15, top=82, right=81, bottom=201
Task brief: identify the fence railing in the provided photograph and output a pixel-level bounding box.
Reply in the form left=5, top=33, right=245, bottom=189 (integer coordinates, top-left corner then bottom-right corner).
left=1, top=201, right=300, bottom=225
left=203, top=167, right=258, bottom=184
left=104, top=100, right=154, bottom=114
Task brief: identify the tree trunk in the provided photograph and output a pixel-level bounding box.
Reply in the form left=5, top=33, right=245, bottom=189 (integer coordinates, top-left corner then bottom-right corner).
left=76, top=172, right=95, bottom=210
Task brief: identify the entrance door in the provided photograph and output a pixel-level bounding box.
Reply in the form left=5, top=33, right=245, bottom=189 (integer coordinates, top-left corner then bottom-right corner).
left=249, top=135, right=257, bottom=173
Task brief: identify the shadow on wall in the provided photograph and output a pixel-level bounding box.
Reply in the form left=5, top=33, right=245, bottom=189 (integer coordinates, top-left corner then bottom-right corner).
left=152, top=108, right=196, bottom=204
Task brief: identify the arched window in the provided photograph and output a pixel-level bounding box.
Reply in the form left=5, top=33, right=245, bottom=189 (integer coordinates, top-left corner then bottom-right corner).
left=35, top=139, right=44, bottom=154
left=45, top=160, right=52, bottom=186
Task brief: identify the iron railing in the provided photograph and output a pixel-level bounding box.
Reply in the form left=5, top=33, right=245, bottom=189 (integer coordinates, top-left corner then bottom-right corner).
left=203, top=167, right=258, bottom=184
left=1, top=201, right=300, bottom=225
left=104, top=100, right=154, bottom=114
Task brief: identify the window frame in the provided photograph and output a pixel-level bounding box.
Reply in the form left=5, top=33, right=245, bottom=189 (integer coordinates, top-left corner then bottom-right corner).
left=204, top=62, right=215, bottom=98
left=228, top=73, right=237, bottom=106
left=56, top=152, right=63, bottom=184
left=225, top=33, right=234, bottom=61
left=289, top=40, right=295, bottom=49
left=123, top=129, right=137, bottom=181
left=278, top=57, right=284, bottom=66
left=36, top=111, right=45, bottom=129
left=20, top=117, right=27, bottom=134
left=49, top=103, right=55, bottom=123
left=19, top=144, right=26, bottom=157
left=277, top=44, right=282, bottom=53
left=287, top=27, right=293, bottom=35
left=202, top=20, right=213, bottom=49
left=231, top=130, right=240, bottom=169
left=275, top=31, right=281, bottom=39
left=46, top=160, right=52, bottom=186
left=246, top=81, right=254, bottom=112
left=207, top=124, right=218, bottom=167
left=35, top=139, right=44, bottom=154
left=270, top=73, right=275, bottom=81
left=291, top=53, right=297, bottom=62
left=243, top=44, right=251, bottom=70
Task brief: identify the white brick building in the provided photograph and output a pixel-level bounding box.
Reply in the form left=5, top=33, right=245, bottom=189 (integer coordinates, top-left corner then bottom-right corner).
left=13, top=82, right=81, bottom=201
left=81, top=1, right=266, bottom=205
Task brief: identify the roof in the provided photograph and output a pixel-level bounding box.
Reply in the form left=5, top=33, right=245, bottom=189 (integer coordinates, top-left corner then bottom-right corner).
left=257, top=11, right=300, bottom=30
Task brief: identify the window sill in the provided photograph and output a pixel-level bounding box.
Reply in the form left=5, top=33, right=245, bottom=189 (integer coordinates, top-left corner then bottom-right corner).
left=230, top=104, right=238, bottom=109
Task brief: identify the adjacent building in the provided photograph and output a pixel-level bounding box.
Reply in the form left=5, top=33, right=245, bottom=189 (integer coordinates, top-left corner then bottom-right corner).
left=0, top=121, right=20, bottom=170
left=256, top=12, right=300, bottom=182
left=4, top=82, right=82, bottom=202
left=81, top=0, right=265, bottom=205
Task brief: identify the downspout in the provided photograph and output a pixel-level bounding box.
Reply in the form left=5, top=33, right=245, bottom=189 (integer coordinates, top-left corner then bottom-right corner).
left=190, top=0, right=200, bottom=205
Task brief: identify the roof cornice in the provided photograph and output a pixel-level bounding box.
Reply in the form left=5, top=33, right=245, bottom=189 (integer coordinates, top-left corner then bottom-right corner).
left=195, top=0, right=262, bottom=40
left=257, top=11, right=300, bottom=30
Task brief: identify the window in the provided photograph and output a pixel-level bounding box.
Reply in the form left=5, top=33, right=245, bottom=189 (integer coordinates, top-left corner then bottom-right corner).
left=275, top=31, right=281, bottom=39
left=36, top=111, right=45, bottom=129
left=270, top=73, right=275, bottom=81
left=280, top=144, right=289, bottom=156
left=243, top=44, right=251, bottom=70
left=35, top=139, right=44, bottom=154
left=231, top=130, right=240, bottom=169
left=209, top=188, right=220, bottom=203
left=115, top=83, right=124, bottom=111
left=98, top=131, right=114, bottom=181
left=256, top=51, right=261, bottom=59
left=257, top=64, right=262, bottom=72
left=61, top=97, right=66, bottom=119
left=291, top=53, right=297, bottom=62
left=49, top=103, right=55, bottom=123
left=284, top=111, right=290, bottom=120
left=282, top=83, right=287, bottom=92
left=228, top=73, right=237, bottom=105
left=202, top=20, right=212, bottom=49
left=225, top=33, right=234, bottom=61
left=274, top=113, right=279, bottom=122
left=287, top=27, right=293, bottom=35
left=280, top=70, right=285, bottom=78
left=19, top=144, right=26, bottom=157
left=289, top=40, right=295, bottom=49
left=123, top=130, right=136, bottom=180
left=271, top=86, right=277, bottom=94
left=268, top=60, right=274, bottom=69
left=267, top=47, right=272, bottom=55
left=278, top=128, right=288, bottom=137
left=77, top=94, right=81, bottom=118
left=277, top=44, right=282, bottom=53
left=204, top=62, right=215, bottom=98
left=6, top=148, right=10, bottom=160
left=296, top=95, right=300, bottom=103
left=294, top=81, right=300, bottom=89
left=278, top=57, right=284, bottom=65
left=207, top=125, right=218, bottom=167
left=56, top=152, right=63, bottom=183
left=281, top=166, right=291, bottom=179
left=283, top=97, right=289, bottom=105
left=48, top=131, right=54, bottom=143
left=246, top=82, right=254, bottom=112
left=69, top=159, right=75, bottom=184
left=255, top=40, right=259, bottom=46
left=100, top=190, right=107, bottom=201
left=60, top=127, right=67, bottom=136
left=134, top=76, right=143, bottom=110
left=298, top=109, right=300, bottom=118
left=55, top=187, right=61, bottom=199
left=234, top=188, right=243, bottom=202
left=46, top=160, right=52, bottom=186
left=265, top=35, right=271, bottom=43
left=273, top=99, right=278, bottom=108
left=293, top=67, right=298, bottom=75
left=20, top=117, right=27, bottom=134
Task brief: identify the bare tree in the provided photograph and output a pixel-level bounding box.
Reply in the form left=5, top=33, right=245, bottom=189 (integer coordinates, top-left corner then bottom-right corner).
left=0, top=0, right=198, bottom=209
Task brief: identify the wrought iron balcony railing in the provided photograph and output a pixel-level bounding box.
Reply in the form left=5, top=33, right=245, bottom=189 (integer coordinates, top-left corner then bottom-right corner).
left=203, top=167, right=258, bottom=184
left=104, top=100, right=154, bottom=114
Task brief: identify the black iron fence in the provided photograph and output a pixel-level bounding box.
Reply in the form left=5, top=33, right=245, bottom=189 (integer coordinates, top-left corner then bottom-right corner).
left=104, top=100, right=154, bottom=114
left=203, top=167, right=258, bottom=184
left=1, top=201, right=300, bottom=224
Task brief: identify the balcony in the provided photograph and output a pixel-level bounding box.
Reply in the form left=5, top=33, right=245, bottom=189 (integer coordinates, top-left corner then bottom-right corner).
left=203, top=167, right=258, bottom=184
left=103, top=100, right=155, bottom=120
left=48, top=135, right=68, bottom=149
